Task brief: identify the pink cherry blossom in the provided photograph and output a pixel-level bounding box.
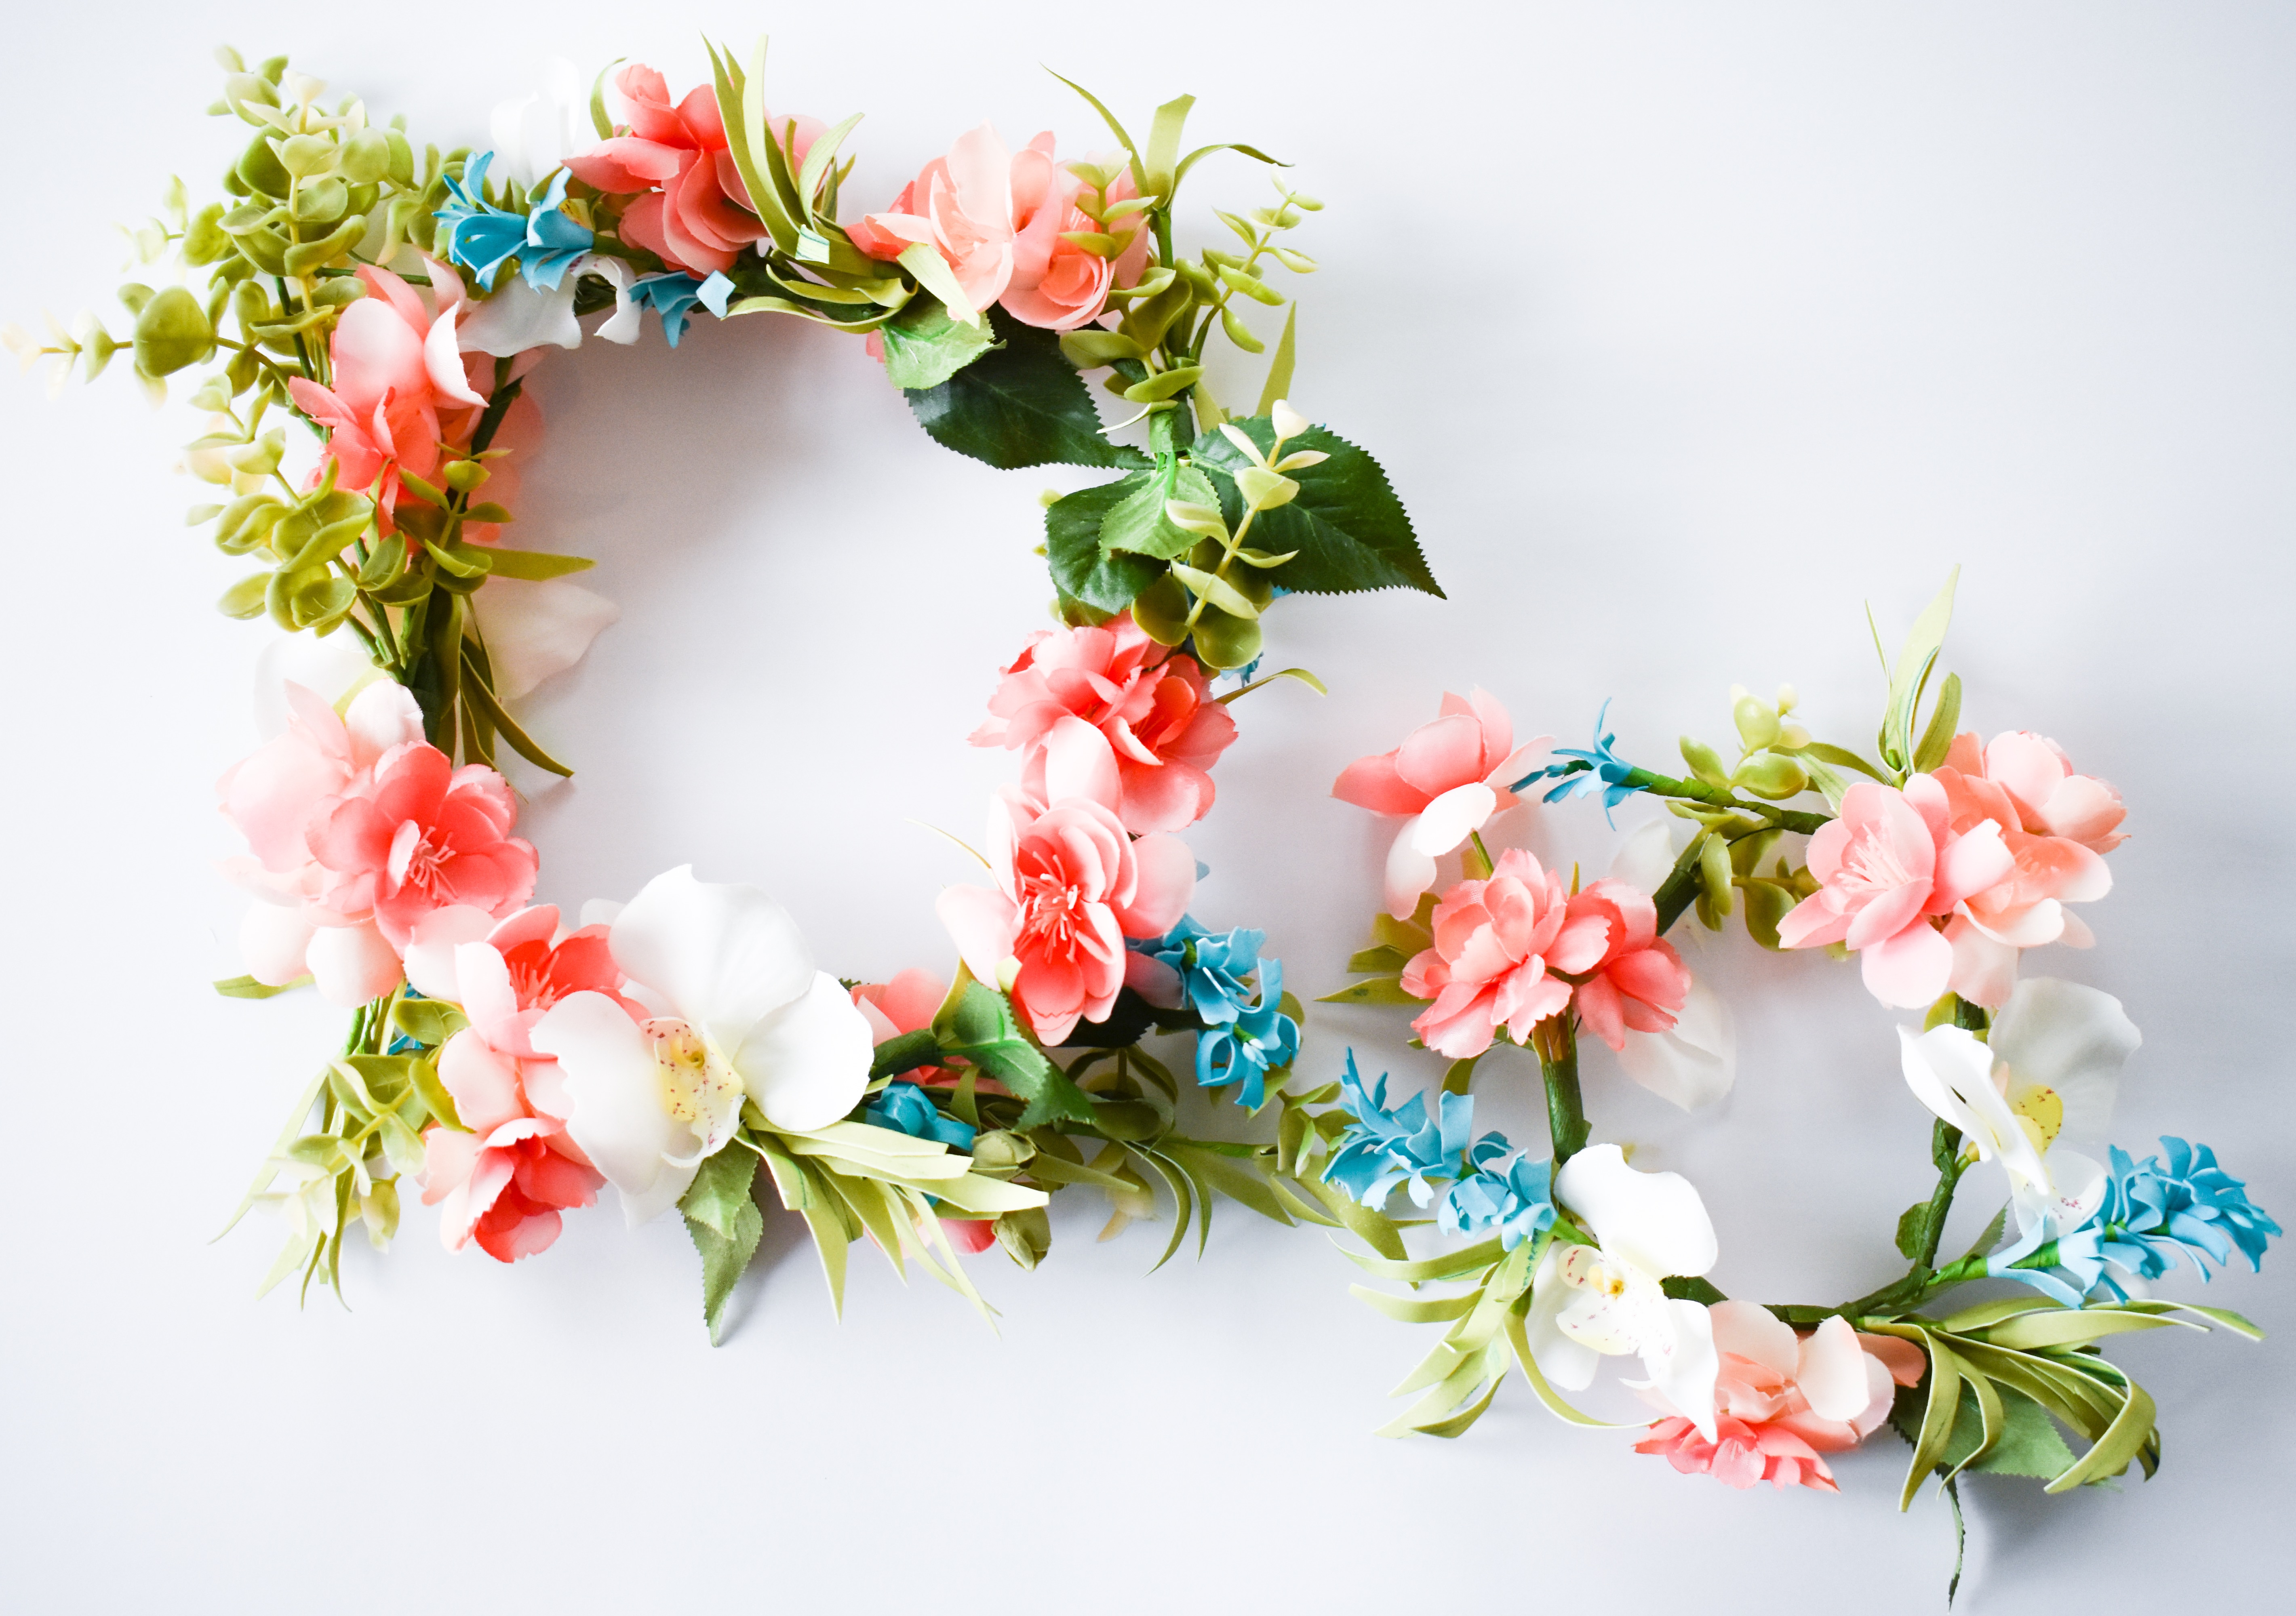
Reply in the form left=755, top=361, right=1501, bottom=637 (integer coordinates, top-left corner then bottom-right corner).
left=1332, top=689, right=1550, bottom=920
left=1565, top=878, right=1692, bottom=1052
left=563, top=64, right=819, bottom=276
left=1401, top=849, right=1611, bottom=1058
left=286, top=263, right=487, bottom=532
left=304, top=741, right=538, bottom=952
left=219, top=679, right=427, bottom=1005
left=1634, top=1304, right=1926, bottom=1492
left=1775, top=776, right=2015, bottom=1009
left=936, top=789, right=1195, bottom=1046
left=1946, top=730, right=2126, bottom=853
left=971, top=613, right=1237, bottom=834
left=418, top=907, right=626, bottom=1261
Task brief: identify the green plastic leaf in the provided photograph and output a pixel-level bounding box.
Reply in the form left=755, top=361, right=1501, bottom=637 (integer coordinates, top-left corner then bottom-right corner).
left=933, top=981, right=1095, bottom=1130
left=905, top=311, right=1151, bottom=470
left=1191, top=417, right=1439, bottom=597
left=213, top=973, right=303, bottom=999
left=1928, top=1382, right=2077, bottom=1481
left=878, top=295, right=996, bottom=390
left=474, top=548, right=595, bottom=581
left=680, top=1146, right=764, bottom=1345
left=1100, top=463, right=1219, bottom=561
left=1880, top=567, right=1960, bottom=774
left=1255, top=303, right=1298, bottom=418
left=1046, top=474, right=1166, bottom=612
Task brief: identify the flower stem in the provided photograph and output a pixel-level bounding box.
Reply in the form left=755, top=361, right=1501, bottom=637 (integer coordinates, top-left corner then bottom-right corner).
left=1616, top=766, right=1832, bottom=835
left=1533, top=1015, right=1589, bottom=1167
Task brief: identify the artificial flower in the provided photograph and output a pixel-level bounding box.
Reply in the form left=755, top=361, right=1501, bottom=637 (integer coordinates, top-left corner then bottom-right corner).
left=1436, top=1136, right=1558, bottom=1250
left=530, top=867, right=876, bottom=1223
left=862, top=1079, right=996, bottom=1252
left=1896, top=976, right=2140, bottom=1233
left=1331, top=688, right=1548, bottom=920
left=563, top=64, right=818, bottom=276
left=1598, top=820, right=1736, bottom=1109
left=1775, top=776, right=2015, bottom=1009
left=1519, top=699, right=1645, bottom=822
left=434, top=151, right=532, bottom=292
left=1323, top=1052, right=1472, bottom=1209
left=999, top=154, right=1150, bottom=331
left=1930, top=745, right=2114, bottom=1008
left=1523, top=1144, right=1723, bottom=1440
left=1124, top=915, right=1268, bottom=1023
left=852, top=968, right=953, bottom=1083
left=1564, top=877, right=1691, bottom=1052
left=303, top=740, right=538, bottom=951
left=1634, top=1303, right=1925, bottom=1492
left=1400, top=849, right=1610, bottom=1058
left=286, top=262, right=487, bottom=531
left=1193, top=959, right=1299, bottom=1109
left=1946, top=730, right=2127, bottom=853
left=935, top=780, right=1195, bottom=1046
left=971, top=613, right=1236, bottom=835
left=414, top=907, right=624, bottom=1260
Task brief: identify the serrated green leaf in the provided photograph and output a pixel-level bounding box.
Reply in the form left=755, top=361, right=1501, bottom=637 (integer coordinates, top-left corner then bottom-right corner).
left=1191, top=417, right=1439, bottom=598
left=1046, top=474, right=1165, bottom=612
left=933, top=981, right=1094, bottom=1130
left=1100, top=462, right=1219, bottom=561
left=680, top=1146, right=764, bottom=1345
left=906, top=309, right=1151, bottom=470
left=878, top=295, right=996, bottom=390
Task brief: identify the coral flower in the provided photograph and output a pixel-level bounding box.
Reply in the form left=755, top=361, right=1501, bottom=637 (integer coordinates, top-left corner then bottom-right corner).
left=1775, top=776, right=2014, bottom=1009
left=1948, top=730, right=2127, bottom=853
left=1401, top=849, right=1610, bottom=1058
left=1635, top=1303, right=1925, bottom=1492
left=286, top=263, right=486, bottom=530
left=563, top=64, right=819, bottom=276
left=415, top=907, right=624, bottom=1261
left=1333, top=689, right=1549, bottom=920
left=936, top=788, right=1196, bottom=1046
left=304, top=742, right=539, bottom=951
left=971, top=613, right=1237, bottom=834
left=1564, top=878, right=1692, bottom=1052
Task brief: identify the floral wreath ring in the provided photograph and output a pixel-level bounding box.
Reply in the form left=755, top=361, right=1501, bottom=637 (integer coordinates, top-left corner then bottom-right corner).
left=1293, top=569, right=2279, bottom=1581
left=14, top=42, right=1442, bottom=1334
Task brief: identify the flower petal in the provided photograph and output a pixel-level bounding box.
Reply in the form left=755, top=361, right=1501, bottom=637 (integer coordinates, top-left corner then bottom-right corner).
left=1555, top=1143, right=1719, bottom=1280
left=1989, top=978, right=2140, bottom=1142
left=732, top=970, right=874, bottom=1131
left=609, top=867, right=813, bottom=1053
left=529, top=989, right=679, bottom=1212
left=1796, top=1315, right=1873, bottom=1423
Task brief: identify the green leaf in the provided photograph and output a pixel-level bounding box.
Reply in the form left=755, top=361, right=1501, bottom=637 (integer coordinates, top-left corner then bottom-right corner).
left=1879, top=567, right=1960, bottom=774
left=1315, top=976, right=1424, bottom=1006
left=679, top=1146, right=764, bottom=1345
left=1911, top=670, right=1963, bottom=774
left=905, top=310, right=1150, bottom=470
left=390, top=997, right=469, bottom=1047
left=1100, top=462, right=1220, bottom=561
left=878, top=295, right=996, bottom=390
left=1191, top=417, right=1439, bottom=597
left=1932, top=1382, right=2077, bottom=1480
left=213, top=973, right=302, bottom=999
left=868, top=1028, right=943, bottom=1081
left=1046, top=474, right=1166, bottom=612
left=476, top=548, right=594, bottom=581
left=1163, top=1140, right=1292, bottom=1226
left=1255, top=303, right=1298, bottom=418
left=933, top=981, right=1095, bottom=1130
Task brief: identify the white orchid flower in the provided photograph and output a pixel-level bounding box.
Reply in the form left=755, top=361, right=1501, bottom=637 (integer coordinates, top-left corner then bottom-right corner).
left=1897, top=976, right=2140, bottom=1232
left=529, top=867, right=874, bottom=1225
left=469, top=574, right=621, bottom=702
left=1524, top=1144, right=1723, bottom=1439
left=457, top=274, right=584, bottom=356
left=1604, top=820, right=1736, bottom=1109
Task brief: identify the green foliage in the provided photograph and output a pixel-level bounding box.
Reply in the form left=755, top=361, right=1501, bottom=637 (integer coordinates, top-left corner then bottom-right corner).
left=1192, top=417, right=1440, bottom=598
left=1876, top=568, right=1961, bottom=781
left=906, top=311, right=1152, bottom=471
left=1045, top=473, right=1168, bottom=613
left=877, top=297, right=996, bottom=390
left=933, top=980, right=1096, bottom=1130
left=680, top=1147, right=765, bottom=1344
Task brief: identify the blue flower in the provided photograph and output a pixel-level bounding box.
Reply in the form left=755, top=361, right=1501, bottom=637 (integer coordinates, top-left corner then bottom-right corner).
left=434, top=152, right=532, bottom=293
left=1323, top=1051, right=1473, bottom=1210
left=518, top=169, right=594, bottom=291
left=864, top=1081, right=976, bottom=1151
left=1512, top=698, right=1643, bottom=824
left=1989, top=1136, right=2280, bottom=1304
left=1437, top=1144, right=1559, bottom=1250
left=628, top=270, right=735, bottom=347
left=1194, top=959, right=1299, bottom=1110
left=1128, top=915, right=1267, bottom=1026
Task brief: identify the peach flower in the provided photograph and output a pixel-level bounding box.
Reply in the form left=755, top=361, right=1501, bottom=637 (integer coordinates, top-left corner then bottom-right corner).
left=1401, top=849, right=1611, bottom=1058
left=417, top=907, right=624, bottom=1261
left=1565, top=878, right=1692, bottom=1052
left=1775, top=776, right=2015, bottom=1009
left=1333, top=689, right=1548, bottom=920
left=220, top=678, right=426, bottom=1006
left=564, top=64, right=819, bottom=276
left=286, top=263, right=486, bottom=532
left=304, top=741, right=538, bottom=951
left=936, top=787, right=1195, bottom=1046
left=1635, top=1305, right=1926, bottom=1492
left=971, top=613, right=1237, bottom=835
left=1947, top=730, right=2126, bottom=853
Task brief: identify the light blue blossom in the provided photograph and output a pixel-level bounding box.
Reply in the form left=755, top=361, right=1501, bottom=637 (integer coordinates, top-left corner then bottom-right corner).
left=628, top=270, right=735, bottom=346
left=1323, top=1051, right=1473, bottom=1210
left=518, top=169, right=594, bottom=290
left=1513, top=698, right=1643, bottom=824
left=1194, top=959, right=1299, bottom=1110
left=1988, top=1136, right=2280, bottom=1305
left=1437, top=1143, right=1559, bottom=1250
left=434, top=152, right=532, bottom=293
left=1128, top=915, right=1267, bottom=1026
left=864, top=1081, right=975, bottom=1150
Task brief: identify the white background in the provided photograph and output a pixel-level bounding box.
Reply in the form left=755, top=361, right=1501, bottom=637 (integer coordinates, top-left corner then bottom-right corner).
left=2, top=3, right=2290, bottom=1610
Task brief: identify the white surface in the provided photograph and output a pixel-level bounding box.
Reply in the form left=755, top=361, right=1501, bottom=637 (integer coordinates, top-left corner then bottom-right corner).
left=3, top=3, right=2290, bottom=1610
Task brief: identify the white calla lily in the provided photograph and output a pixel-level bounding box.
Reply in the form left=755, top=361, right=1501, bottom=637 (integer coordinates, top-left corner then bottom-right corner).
left=529, top=867, right=874, bottom=1225
left=1897, top=977, right=2139, bottom=1232
left=1524, top=1144, right=1723, bottom=1438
